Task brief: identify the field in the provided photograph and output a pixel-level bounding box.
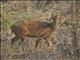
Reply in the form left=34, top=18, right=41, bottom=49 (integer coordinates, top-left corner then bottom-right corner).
left=0, top=1, right=80, bottom=60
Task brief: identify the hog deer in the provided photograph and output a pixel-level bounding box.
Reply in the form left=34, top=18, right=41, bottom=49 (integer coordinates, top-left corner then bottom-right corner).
left=11, top=13, right=57, bottom=48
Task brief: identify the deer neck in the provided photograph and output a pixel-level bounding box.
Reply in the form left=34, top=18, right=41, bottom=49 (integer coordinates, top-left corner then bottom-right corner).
left=50, top=19, right=57, bottom=30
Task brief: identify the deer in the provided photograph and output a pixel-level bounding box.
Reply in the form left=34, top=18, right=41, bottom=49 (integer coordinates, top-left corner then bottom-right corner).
left=11, top=13, right=57, bottom=49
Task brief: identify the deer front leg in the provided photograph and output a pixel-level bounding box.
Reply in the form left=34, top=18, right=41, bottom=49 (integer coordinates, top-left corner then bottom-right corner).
left=35, top=38, right=41, bottom=48
left=34, top=37, right=42, bottom=51
left=45, top=37, right=54, bottom=51
left=45, top=37, right=53, bottom=47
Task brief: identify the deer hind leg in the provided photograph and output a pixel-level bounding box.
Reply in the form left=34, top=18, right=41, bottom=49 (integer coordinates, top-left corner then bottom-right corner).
left=19, top=37, right=24, bottom=45
left=11, top=36, right=19, bottom=45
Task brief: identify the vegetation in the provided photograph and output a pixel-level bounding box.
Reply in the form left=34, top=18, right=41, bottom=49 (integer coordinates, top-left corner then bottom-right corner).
left=1, top=1, right=80, bottom=60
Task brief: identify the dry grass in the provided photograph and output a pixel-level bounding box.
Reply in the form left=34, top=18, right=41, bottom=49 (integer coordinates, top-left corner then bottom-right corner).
left=1, top=1, right=80, bottom=60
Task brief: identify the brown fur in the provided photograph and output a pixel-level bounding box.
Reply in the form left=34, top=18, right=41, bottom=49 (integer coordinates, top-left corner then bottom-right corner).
left=11, top=14, right=57, bottom=48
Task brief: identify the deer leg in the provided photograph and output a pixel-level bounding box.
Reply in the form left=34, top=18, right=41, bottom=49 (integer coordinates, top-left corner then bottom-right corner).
left=11, top=36, right=19, bottom=45
left=45, top=38, right=53, bottom=47
left=19, top=37, right=26, bottom=53
left=35, top=37, right=42, bottom=49
left=19, top=37, right=24, bottom=45
left=45, top=38, right=50, bottom=46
